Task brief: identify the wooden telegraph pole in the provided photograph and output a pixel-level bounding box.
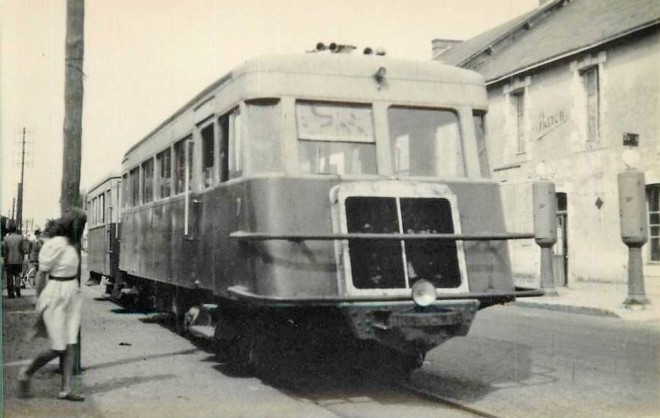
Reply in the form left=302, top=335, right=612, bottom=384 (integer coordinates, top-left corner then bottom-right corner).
left=62, top=0, right=85, bottom=377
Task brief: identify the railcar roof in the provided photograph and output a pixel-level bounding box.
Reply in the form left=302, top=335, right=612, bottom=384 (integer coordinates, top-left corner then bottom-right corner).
left=86, top=171, right=121, bottom=197
left=124, top=54, right=484, bottom=159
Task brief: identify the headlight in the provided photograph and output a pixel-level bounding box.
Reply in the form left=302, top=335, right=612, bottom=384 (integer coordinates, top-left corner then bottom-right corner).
left=411, top=279, right=436, bottom=307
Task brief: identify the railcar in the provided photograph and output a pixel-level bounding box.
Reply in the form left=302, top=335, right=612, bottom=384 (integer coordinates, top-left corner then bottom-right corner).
left=89, top=51, right=541, bottom=373
left=85, top=173, right=122, bottom=294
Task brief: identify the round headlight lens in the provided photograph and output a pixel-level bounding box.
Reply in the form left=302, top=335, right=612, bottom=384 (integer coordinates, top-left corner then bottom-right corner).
left=411, top=279, right=436, bottom=307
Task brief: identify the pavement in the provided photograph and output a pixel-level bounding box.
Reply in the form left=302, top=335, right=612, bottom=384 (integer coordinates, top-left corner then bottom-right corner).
left=3, top=276, right=658, bottom=417
left=513, top=280, right=660, bottom=323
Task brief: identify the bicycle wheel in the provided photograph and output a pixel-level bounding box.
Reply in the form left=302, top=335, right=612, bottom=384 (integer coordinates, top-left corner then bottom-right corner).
left=26, top=267, right=37, bottom=288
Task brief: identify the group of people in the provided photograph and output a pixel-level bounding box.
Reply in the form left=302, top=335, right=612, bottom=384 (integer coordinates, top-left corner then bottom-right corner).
left=1, top=221, right=42, bottom=298
left=2, top=212, right=87, bottom=401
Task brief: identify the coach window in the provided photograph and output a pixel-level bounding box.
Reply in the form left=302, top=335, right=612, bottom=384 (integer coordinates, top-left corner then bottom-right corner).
left=200, top=123, right=215, bottom=187
left=130, top=167, right=140, bottom=206
left=142, top=158, right=154, bottom=203
left=219, top=108, right=242, bottom=181
left=388, top=107, right=464, bottom=178
left=173, top=138, right=187, bottom=194
left=246, top=99, right=282, bottom=173
left=296, top=101, right=376, bottom=175
left=122, top=173, right=129, bottom=208
left=99, top=193, right=105, bottom=223
left=157, top=148, right=172, bottom=198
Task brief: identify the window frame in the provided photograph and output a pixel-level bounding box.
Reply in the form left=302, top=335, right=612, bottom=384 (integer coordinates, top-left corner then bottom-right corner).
left=295, top=100, right=377, bottom=176
left=581, top=66, right=600, bottom=143
left=156, top=147, right=172, bottom=199
left=387, top=105, right=465, bottom=178
left=647, top=184, right=660, bottom=263
left=511, top=90, right=526, bottom=154
left=141, top=157, right=155, bottom=204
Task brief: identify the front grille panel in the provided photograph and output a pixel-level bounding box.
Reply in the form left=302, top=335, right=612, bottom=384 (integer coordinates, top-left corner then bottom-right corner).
left=345, top=196, right=461, bottom=290
left=400, top=198, right=461, bottom=288
left=345, top=197, right=405, bottom=289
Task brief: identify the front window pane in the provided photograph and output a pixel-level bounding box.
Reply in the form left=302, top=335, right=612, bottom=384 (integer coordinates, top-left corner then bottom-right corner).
left=297, top=102, right=376, bottom=175
left=388, top=107, right=464, bottom=178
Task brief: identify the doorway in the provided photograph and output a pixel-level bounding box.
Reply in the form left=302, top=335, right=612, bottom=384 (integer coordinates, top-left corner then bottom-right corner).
left=553, top=192, right=568, bottom=286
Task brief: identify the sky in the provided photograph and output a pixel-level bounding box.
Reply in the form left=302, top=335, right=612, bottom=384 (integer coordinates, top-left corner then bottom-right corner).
left=1, top=0, right=539, bottom=230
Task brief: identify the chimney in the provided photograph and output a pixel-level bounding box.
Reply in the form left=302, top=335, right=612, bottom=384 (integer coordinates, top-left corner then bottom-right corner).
left=432, top=39, right=462, bottom=60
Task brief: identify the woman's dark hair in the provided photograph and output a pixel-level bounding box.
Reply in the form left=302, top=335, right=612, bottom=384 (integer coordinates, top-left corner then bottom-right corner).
left=59, top=210, right=87, bottom=244
left=42, top=219, right=62, bottom=238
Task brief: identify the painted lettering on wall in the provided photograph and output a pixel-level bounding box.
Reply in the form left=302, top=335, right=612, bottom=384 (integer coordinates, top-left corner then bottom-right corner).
left=532, top=109, right=568, bottom=139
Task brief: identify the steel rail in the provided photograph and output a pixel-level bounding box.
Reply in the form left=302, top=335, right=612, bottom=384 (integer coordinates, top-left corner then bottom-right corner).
left=230, top=231, right=535, bottom=241
left=399, top=380, right=505, bottom=418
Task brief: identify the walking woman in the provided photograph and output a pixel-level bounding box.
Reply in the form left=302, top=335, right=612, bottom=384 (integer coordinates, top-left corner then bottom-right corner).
left=19, top=213, right=85, bottom=401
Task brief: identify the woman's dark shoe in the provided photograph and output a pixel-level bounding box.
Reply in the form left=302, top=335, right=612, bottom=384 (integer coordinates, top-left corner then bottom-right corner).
left=17, top=372, right=31, bottom=399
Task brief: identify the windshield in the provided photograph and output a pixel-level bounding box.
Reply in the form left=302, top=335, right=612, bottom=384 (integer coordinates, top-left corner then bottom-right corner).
left=388, top=107, right=464, bottom=178
left=296, top=101, right=377, bottom=175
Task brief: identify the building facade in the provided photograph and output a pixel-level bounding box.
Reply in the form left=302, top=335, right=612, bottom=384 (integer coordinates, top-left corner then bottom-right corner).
left=435, top=0, right=660, bottom=290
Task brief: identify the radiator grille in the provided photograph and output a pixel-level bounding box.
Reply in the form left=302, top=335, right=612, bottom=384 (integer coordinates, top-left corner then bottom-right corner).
left=345, top=197, right=461, bottom=290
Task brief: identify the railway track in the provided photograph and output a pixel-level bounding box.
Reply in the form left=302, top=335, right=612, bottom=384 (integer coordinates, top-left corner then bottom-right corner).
left=399, top=380, right=504, bottom=418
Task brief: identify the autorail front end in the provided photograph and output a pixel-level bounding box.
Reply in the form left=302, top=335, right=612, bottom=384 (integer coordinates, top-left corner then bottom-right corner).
left=228, top=176, right=541, bottom=362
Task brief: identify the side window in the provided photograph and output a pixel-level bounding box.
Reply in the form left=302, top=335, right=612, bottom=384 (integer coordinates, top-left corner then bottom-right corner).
left=219, top=108, right=242, bottom=181
left=219, top=116, right=229, bottom=182
left=130, top=167, right=140, bottom=206
left=246, top=99, right=282, bottom=173
left=173, top=138, right=188, bottom=194
left=157, top=148, right=172, bottom=198
left=122, top=173, right=129, bottom=208
left=473, top=111, right=490, bottom=177
left=200, top=123, right=215, bottom=187
left=648, top=185, right=660, bottom=262
left=142, top=158, right=154, bottom=203
left=100, top=193, right=105, bottom=223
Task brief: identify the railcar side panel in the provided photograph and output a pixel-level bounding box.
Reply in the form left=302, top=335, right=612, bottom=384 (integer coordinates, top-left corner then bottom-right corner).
left=87, top=226, right=107, bottom=275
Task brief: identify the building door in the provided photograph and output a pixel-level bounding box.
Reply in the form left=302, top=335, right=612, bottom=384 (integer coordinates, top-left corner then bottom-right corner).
left=553, top=193, right=568, bottom=286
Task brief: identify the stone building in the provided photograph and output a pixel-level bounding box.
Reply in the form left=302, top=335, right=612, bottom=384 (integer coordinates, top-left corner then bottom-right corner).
left=434, top=0, right=660, bottom=291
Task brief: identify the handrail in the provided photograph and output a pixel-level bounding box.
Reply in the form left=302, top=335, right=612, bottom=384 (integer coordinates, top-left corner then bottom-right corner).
left=230, top=231, right=534, bottom=241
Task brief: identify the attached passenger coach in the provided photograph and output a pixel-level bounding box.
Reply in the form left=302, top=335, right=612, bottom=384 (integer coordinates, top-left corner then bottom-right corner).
left=87, top=52, right=541, bottom=373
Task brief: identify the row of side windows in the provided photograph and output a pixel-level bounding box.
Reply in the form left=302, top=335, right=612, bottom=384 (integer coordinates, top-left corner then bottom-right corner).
left=122, top=108, right=241, bottom=208
left=87, top=192, right=106, bottom=226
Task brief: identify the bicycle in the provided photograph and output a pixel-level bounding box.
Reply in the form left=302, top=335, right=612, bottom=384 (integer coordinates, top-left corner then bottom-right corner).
left=20, top=265, right=37, bottom=289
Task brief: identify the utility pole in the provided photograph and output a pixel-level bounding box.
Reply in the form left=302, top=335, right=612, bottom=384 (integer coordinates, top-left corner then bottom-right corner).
left=11, top=198, right=16, bottom=222
left=16, top=128, right=27, bottom=232
left=62, top=0, right=85, bottom=381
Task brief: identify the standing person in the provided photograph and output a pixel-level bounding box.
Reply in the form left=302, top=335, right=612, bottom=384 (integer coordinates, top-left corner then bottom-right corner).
left=2, top=220, right=25, bottom=298
left=18, top=215, right=85, bottom=401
